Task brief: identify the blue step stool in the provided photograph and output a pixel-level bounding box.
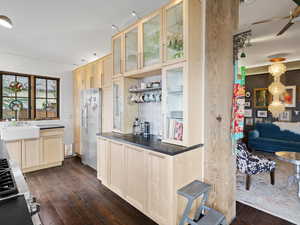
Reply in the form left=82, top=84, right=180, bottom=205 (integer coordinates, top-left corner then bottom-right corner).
left=177, top=180, right=227, bottom=225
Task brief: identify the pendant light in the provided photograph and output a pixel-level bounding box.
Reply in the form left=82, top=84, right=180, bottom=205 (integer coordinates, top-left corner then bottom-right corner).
left=0, top=15, right=13, bottom=29
left=268, top=58, right=287, bottom=118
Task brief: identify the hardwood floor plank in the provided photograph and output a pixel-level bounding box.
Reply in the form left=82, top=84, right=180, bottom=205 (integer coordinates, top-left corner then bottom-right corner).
left=26, top=157, right=294, bottom=225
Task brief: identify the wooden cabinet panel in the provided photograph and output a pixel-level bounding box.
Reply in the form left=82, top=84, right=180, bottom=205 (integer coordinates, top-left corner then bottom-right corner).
left=147, top=152, right=171, bottom=225
left=97, top=138, right=109, bottom=185
left=102, top=55, right=113, bottom=87
left=124, top=25, right=139, bottom=73
left=5, top=140, right=22, bottom=167
left=102, top=86, right=113, bottom=133
left=22, top=139, right=40, bottom=169
left=41, top=135, right=63, bottom=165
left=141, top=10, right=162, bottom=68
left=109, top=141, right=125, bottom=196
left=125, top=145, right=146, bottom=211
left=113, top=35, right=123, bottom=76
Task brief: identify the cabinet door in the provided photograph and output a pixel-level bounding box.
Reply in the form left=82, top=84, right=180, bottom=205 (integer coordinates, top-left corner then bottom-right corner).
left=102, top=55, right=113, bottom=87
left=92, top=60, right=102, bottom=88
left=125, top=146, right=146, bottom=211
left=142, top=11, right=162, bottom=68
left=102, top=86, right=113, bottom=132
left=147, top=152, right=172, bottom=225
left=5, top=141, right=22, bottom=167
left=162, top=63, right=185, bottom=146
left=109, top=141, right=125, bottom=196
left=22, top=139, right=40, bottom=169
left=124, top=26, right=139, bottom=73
left=113, top=79, right=122, bottom=132
left=113, top=35, right=122, bottom=76
left=41, top=135, right=63, bottom=165
left=97, top=138, right=110, bottom=186
left=164, top=0, right=184, bottom=62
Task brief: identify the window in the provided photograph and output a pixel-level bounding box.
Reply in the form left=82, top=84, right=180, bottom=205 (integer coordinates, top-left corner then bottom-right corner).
left=1, top=74, right=31, bottom=120
left=34, top=77, right=59, bottom=119
left=0, top=72, right=60, bottom=120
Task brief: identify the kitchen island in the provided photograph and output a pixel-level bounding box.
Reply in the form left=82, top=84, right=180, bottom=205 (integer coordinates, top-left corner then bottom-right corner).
left=97, top=133, right=204, bottom=225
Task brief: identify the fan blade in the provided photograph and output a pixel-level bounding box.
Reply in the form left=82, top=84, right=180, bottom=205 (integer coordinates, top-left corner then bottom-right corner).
left=277, top=21, right=294, bottom=36
left=252, top=16, right=290, bottom=25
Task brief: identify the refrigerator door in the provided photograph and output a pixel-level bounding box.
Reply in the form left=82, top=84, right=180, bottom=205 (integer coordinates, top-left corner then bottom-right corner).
left=80, top=89, right=102, bottom=169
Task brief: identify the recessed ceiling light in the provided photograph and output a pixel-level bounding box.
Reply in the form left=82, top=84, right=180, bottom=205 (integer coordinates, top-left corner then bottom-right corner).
left=240, top=0, right=256, bottom=5
left=111, top=24, right=119, bottom=31
left=0, top=15, right=13, bottom=29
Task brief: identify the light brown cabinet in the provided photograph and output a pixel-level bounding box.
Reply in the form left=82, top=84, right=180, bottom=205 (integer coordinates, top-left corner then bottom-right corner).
left=113, top=34, right=123, bottom=77
left=5, top=128, right=64, bottom=173
left=40, top=129, right=64, bottom=165
left=22, top=138, right=40, bottom=169
left=125, top=145, right=147, bottom=211
left=108, top=141, right=125, bottom=196
left=73, top=54, right=113, bottom=155
left=5, top=140, right=22, bottom=167
left=112, top=77, right=138, bottom=133
left=97, top=137, right=203, bottom=225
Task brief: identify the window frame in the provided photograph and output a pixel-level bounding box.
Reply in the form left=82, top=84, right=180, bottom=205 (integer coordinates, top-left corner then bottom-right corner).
left=34, top=76, right=60, bottom=120
left=0, top=71, right=60, bottom=121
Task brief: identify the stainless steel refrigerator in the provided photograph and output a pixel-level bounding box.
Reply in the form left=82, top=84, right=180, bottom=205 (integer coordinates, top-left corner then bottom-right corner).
left=80, top=88, right=102, bottom=169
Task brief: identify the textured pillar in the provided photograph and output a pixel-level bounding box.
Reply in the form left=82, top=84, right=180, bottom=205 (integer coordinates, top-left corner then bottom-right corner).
left=203, top=0, right=239, bottom=222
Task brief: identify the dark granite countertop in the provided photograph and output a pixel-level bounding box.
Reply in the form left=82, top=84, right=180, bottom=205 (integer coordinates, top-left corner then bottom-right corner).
left=97, top=132, right=203, bottom=156
left=36, top=124, right=65, bottom=130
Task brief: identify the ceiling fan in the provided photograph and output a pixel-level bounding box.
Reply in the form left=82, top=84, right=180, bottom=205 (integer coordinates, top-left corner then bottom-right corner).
left=251, top=0, right=300, bottom=36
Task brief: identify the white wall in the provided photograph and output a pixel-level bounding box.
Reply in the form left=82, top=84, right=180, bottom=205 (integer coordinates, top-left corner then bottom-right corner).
left=0, top=52, right=74, bottom=144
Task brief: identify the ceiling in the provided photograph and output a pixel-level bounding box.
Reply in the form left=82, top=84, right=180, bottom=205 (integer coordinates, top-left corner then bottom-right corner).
left=0, top=0, right=299, bottom=70
left=0, top=0, right=169, bottom=67
left=239, top=0, right=300, bottom=68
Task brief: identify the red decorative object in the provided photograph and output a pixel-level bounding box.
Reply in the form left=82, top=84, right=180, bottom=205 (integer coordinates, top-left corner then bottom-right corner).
left=9, top=81, right=24, bottom=93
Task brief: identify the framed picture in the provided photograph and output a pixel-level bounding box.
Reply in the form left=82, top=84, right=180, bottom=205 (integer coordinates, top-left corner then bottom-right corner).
left=245, top=101, right=251, bottom=107
left=257, top=110, right=268, bottom=118
left=245, top=91, right=251, bottom=98
left=254, top=88, right=270, bottom=108
left=244, top=109, right=252, bottom=117
left=280, top=86, right=296, bottom=107
left=255, top=118, right=264, bottom=124
left=245, top=118, right=253, bottom=126
left=279, top=110, right=292, bottom=122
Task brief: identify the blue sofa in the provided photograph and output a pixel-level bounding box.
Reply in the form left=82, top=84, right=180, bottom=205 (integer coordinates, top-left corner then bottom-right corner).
left=248, top=123, right=300, bottom=153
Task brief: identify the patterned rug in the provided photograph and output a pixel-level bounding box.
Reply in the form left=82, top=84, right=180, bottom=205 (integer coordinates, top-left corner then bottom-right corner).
left=236, top=151, right=300, bottom=224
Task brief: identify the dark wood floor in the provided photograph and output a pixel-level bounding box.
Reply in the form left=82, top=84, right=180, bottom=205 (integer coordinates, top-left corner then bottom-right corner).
left=26, top=157, right=294, bottom=225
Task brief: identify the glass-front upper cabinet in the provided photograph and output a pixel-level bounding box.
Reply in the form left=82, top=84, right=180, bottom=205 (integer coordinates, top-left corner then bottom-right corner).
left=164, top=0, right=184, bottom=62
left=142, top=11, right=162, bottom=68
left=113, top=35, right=122, bottom=76
left=162, top=63, right=185, bottom=146
left=124, top=26, right=139, bottom=73
left=113, top=79, right=122, bottom=132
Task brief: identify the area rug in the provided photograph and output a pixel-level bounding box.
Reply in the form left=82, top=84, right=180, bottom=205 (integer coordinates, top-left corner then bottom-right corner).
left=236, top=151, right=300, bottom=224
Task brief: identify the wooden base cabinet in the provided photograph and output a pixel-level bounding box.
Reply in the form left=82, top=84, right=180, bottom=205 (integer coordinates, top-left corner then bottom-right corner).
left=97, top=137, right=203, bottom=225
left=5, top=128, right=64, bottom=173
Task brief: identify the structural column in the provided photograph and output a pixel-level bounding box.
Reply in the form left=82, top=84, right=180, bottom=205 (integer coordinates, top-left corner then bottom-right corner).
left=203, top=0, right=239, bottom=223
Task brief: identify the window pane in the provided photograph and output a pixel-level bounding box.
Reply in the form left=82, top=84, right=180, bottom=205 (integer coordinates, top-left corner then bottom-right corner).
left=2, top=97, right=15, bottom=120
left=35, top=99, right=47, bottom=119
left=2, top=75, right=15, bottom=97
left=47, top=80, right=57, bottom=98
left=36, top=78, right=46, bottom=98
left=18, top=98, right=29, bottom=120
left=16, top=76, right=29, bottom=98
left=47, top=99, right=58, bottom=118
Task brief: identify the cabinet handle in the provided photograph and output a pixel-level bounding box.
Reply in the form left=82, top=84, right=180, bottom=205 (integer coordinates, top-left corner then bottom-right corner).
left=149, top=152, right=165, bottom=159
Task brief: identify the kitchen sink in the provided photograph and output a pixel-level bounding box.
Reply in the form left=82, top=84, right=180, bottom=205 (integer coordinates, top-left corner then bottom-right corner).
left=0, top=126, right=40, bottom=141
